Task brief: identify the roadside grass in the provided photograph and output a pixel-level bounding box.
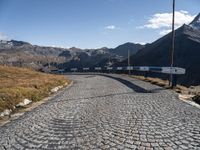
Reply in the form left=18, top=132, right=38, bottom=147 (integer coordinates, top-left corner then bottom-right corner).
left=130, top=74, right=200, bottom=104
left=0, top=65, right=69, bottom=112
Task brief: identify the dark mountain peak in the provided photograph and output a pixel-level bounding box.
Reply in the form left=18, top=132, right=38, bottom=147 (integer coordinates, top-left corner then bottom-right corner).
left=189, top=13, right=200, bottom=30
left=69, top=47, right=82, bottom=51
left=108, top=42, right=144, bottom=58
left=99, top=47, right=109, bottom=50
left=117, top=42, right=142, bottom=47
left=178, top=24, right=200, bottom=43
left=9, top=40, right=30, bottom=46
left=0, top=40, right=31, bottom=49
left=190, top=13, right=200, bottom=24
left=159, top=23, right=200, bottom=43
left=114, top=42, right=144, bottom=50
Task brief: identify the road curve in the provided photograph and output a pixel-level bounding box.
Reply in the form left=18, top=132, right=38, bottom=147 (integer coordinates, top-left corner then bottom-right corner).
left=0, top=74, right=200, bottom=150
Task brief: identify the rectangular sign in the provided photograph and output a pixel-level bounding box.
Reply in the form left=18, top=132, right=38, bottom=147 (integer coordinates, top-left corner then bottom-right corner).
left=161, top=67, right=186, bottom=75
left=127, top=66, right=133, bottom=70
left=71, top=68, right=77, bottom=71
left=83, top=68, right=90, bottom=70
left=95, top=67, right=102, bottom=70
left=107, top=67, right=113, bottom=70
left=139, top=66, right=149, bottom=71
left=117, top=67, right=123, bottom=70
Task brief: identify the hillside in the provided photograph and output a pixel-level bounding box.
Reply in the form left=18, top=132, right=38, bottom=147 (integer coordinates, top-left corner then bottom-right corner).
left=118, top=13, right=200, bottom=86
left=0, top=40, right=144, bottom=70
left=0, top=40, right=68, bottom=70
left=0, top=65, right=69, bottom=112
left=108, top=42, right=144, bottom=57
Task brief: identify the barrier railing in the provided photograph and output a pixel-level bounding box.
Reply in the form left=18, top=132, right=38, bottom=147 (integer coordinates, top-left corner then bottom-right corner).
left=69, top=66, right=185, bottom=74
left=64, top=66, right=186, bottom=87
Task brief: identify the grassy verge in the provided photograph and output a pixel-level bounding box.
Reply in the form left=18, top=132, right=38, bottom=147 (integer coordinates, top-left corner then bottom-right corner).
left=0, top=65, right=70, bottom=112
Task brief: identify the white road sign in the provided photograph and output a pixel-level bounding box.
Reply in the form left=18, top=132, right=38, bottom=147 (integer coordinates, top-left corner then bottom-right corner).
left=161, top=67, right=185, bottom=75
left=117, top=67, right=123, bottom=70
left=95, top=67, right=102, bottom=70
left=83, top=68, right=90, bottom=70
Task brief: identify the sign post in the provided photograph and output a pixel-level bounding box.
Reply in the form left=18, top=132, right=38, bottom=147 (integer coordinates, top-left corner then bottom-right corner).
left=128, top=49, right=131, bottom=75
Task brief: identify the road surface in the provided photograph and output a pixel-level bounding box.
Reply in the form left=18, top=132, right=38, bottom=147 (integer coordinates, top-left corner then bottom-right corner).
left=0, top=74, right=200, bottom=150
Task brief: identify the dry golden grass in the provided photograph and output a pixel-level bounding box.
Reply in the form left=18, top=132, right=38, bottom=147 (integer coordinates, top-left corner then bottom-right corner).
left=130, top=75, right=169, bottom=87
left=130, top=75, right=200, bottom=96
left=0, top=65, right=69, bottom=112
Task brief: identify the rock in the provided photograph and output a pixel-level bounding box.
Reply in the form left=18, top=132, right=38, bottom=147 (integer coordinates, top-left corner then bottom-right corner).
left=190, top=86, right=195, bottom=89
left=16, top=99, right=32, bottom=107
left=0, top=109, right=12, bottom=117
left=51, top=87, right=59, bottom=93
left=64, top=82, right=69, bottom=86
left=178, top=94, right=196, bottom=101
left=51, top=86, right=63, bottom=93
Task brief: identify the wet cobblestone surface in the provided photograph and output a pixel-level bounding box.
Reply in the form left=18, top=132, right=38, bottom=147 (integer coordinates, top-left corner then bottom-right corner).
left=0, top=74, right=200, bottom=150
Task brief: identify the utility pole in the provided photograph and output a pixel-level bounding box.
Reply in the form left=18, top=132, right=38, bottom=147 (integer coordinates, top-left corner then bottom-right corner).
left=170, top=0, right=175, bottom=88
left=128, top=49, right=131, bottom=75
left=108, top=56, right=111, bottom=73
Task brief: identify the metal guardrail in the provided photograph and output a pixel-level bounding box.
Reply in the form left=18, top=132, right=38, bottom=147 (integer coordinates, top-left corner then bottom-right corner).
left=68, top=66, right=186, bottom=87
left=69, top=66, right=185, bottom=75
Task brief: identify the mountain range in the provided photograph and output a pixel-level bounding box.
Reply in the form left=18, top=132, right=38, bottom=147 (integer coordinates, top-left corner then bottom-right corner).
left=0, top=13, right=200, bottom=86
left=0, top=40, right=143, bottom=70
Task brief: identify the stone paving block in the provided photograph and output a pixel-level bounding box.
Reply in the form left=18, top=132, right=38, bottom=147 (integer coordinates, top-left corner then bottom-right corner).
left=0, top=74, right=200, bottom=149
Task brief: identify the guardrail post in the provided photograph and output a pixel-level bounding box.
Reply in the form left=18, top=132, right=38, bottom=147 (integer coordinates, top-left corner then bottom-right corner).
left=171, top=74, right=177, bottom=88
left=144, top=72, right=148, bottom=78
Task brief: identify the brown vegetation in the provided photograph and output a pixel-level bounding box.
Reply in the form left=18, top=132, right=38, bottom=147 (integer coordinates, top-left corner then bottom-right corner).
left=0, top=65, right=69, bottom=112
left=131, top=75, right=200, bottom=101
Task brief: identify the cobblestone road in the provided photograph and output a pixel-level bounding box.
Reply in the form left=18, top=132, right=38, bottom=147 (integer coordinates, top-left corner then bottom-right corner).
left=0, top=74, right=200, bottom=150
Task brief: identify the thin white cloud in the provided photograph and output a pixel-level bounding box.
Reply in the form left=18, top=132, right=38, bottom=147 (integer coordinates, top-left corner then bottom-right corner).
left=0, top=32, right=10, bottom=40
left=105, top=25, right=117, bottom=30
left=140, top=10, right=196, bottom=35
left=144, top=10, right=195, bottom=29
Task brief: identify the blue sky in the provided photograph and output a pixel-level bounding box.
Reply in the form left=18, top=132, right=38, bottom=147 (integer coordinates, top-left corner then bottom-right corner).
left=0, top=0, right=199, bottom=48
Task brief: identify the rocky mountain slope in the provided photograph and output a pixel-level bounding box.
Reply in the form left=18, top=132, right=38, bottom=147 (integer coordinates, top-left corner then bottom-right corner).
left=190, top=13, right=200, bottom=30
left=118, top=13, right=200, bottom=86
left=0, top=40, right=67, bottom=70
left=62, top=43, right=144, bottom=69
left=0, top=40, right=143, bottom=70
left=108, top=42, right=144, bottom=57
